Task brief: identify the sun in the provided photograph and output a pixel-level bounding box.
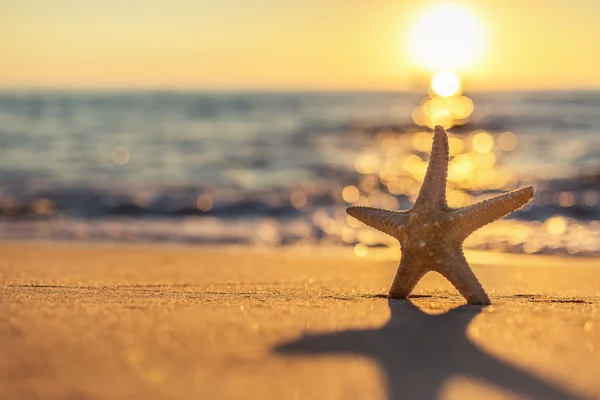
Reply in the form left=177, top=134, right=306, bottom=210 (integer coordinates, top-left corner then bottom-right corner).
left=408, top=3, right=485, bottom=71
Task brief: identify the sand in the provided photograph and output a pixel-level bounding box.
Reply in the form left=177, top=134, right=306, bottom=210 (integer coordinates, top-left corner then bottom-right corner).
left=0, top=241, right=599, bottom=400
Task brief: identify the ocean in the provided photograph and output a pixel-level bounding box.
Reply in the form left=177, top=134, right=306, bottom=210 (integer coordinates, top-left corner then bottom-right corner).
left=1, top=90, right=599, bottom=256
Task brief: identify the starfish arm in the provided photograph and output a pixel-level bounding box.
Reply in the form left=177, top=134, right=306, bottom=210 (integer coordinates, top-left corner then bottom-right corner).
left=414, top=125, right=449, bottom=210
left=388, top=254, right=428, bottom=299
left=346, top=206, right=408, bottom=238
left=451, top=186, right=534, bottom=239
left=438, top=248, right=490, bottom=305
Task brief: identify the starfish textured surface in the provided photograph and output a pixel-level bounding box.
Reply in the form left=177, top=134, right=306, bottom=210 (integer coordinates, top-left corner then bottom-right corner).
left=347, top=126, right=534, bottom=305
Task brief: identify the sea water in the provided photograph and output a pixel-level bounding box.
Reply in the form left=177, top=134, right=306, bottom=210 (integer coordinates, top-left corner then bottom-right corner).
left=1, top=90, right=599, bottom=255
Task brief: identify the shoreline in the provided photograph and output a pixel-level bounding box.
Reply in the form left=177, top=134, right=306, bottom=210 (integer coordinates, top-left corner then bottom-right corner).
left=2, top=237, right=600, bottom=267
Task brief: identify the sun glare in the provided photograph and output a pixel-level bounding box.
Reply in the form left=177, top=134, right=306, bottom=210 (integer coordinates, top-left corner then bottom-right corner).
left=431, top=71, right=461, bottom=97
left=408, top=3, right=485, bottom=71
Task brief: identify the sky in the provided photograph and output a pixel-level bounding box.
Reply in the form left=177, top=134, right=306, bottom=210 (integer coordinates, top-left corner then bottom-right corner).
left=2, top=0, right=600, bottom=91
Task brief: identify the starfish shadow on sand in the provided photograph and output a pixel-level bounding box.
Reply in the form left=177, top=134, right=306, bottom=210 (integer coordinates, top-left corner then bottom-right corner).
left=275, top=299, right=584, bottom=400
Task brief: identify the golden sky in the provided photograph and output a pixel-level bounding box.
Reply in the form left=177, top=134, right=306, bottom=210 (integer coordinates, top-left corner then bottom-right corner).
left=2, top=0, right=600, bottom=91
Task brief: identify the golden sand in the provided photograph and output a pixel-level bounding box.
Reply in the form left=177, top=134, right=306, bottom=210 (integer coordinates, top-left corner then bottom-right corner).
left=0, top=242, right=599, bottom=399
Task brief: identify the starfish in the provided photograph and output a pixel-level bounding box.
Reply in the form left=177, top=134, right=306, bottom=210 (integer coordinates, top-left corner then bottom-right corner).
left=347, top=126, right=534, bottom=305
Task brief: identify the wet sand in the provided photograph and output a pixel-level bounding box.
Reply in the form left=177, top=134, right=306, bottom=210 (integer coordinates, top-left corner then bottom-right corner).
left=0, top=241, right=599, bottom=400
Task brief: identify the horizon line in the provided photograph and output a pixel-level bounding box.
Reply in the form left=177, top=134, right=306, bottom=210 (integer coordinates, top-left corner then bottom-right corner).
left=2, top=86, right=600, bottom=95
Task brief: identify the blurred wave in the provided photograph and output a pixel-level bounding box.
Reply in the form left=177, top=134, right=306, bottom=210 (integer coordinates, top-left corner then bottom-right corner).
left=1, top=90, right=599, bottom=256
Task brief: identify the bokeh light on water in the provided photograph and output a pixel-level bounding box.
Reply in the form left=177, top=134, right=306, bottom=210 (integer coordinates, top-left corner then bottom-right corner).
left=1, top=91, right=600, bottom=257
left=412, top=72, right=475, bottom=129
left=334, top=128, right=600, bottom=257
